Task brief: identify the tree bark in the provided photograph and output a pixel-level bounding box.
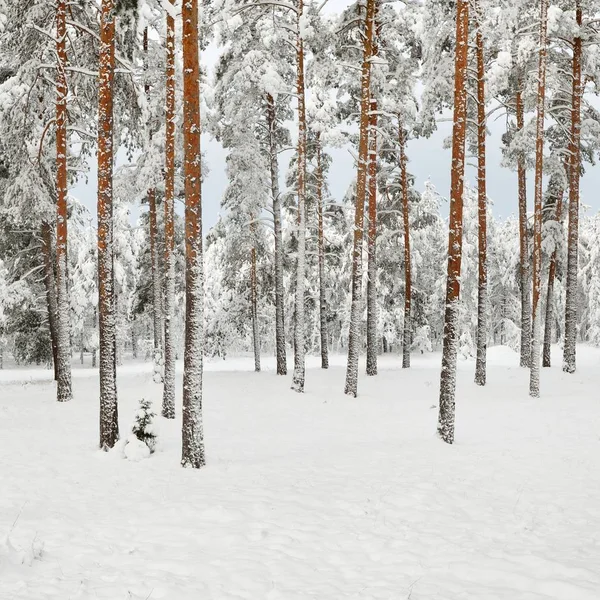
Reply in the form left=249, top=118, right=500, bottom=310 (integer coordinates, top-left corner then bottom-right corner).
left=563, top=1, right=582, bottom=374
left=437, top=0, right=469, bottom=444
left=250, top=221, right=261, bottom=372
left=316, top=134, right=329, bottom=369
left=41, top=220, right=59, bottom=381
left=266, top=93, right=287, bottom=375
left=98, top=0, right=119, bottom=449
left=162, top=1, right=176, bottom=419
left=516, top=80, right=531, bottom=368
left=530, top=0, right=549, bottom=398
left=344, top=0, right=376, bottom=397
left=181, top=0, right=205, bottom=469
left=474, top=3, right=487, bottom=387
left=366, top=97, right=378, bottom=376
left=399, top=122, right=411, bottom=369
left=291, top=0, right=308, bottom=393
left=55, top=0, right=73, bottom=402
left=543, top=188, right=563, bottom=368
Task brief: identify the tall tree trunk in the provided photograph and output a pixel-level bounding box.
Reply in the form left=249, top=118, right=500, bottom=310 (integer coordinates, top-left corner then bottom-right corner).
left=181, top=0, right=205, bottom=469
left=291, top=0, right=308, bottom=393
left=316, top=134, right=329, bottom=369
left=437, top=0, right=469, bottom=444
left=474, top=3, right=487, bottom=387
left=563, top=1, right=582, bottom=374
left=543, top=188, right=564, bottom=368
left=162, top=1, right=176, bottom=418
left=41, top=220, right=59, bottom=381
left=366, top=97, right=378, bottom=376
left=529, top=0, right=549, bottom=398
left=399, top=122, right=411, bottom=369
left=266, top=93, right=287, bottom=375
left=98, top=0, right=119, bottom=449
left=55, top=0, right=73, bottom=402
left=516, top=79, right=531, bottom=367
left=250, top=221, right=261, bottom=372
left=344, top=0, right=376, bottom=397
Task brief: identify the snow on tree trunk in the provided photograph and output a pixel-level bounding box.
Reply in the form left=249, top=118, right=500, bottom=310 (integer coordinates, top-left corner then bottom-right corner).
left=474, top=5, right=487, bottom=387
left=162, top=1, right=176, bottom=419
left=437, top=0, right=469, bottom=444
left=344, top=0, right=376, bottom=397
left=529, top=0, right=549, bottom=399
left=291, top=0, right=308, bottom=393
left=98, top=0, right=119, bottom=450
left=266, top=93, right=287, bottom=376
left=250, top=222, right=261, bottom=372
left=316, top=134, right=329, bottom=369
left=516, top=82, right=531, bottom=368
left=544, top=189, right=564, bottom=368
left=55, top=0, right=72, bottom=403
left=399, top=122, right=411, bottom=369
left=366, top=97, right=378, bottom=377
left=148, top=188, right=164, bottom=381
left=563, top=2, right=582, bottom=375
left=41, top=221, right=59, bottom=381
left=181, top=0, right=205, bottom=469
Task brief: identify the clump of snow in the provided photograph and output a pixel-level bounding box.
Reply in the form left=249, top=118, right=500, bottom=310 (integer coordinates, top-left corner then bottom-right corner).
left=123, top=435, right=151, bottom=462
left=0, top=534, right=43, bottom=567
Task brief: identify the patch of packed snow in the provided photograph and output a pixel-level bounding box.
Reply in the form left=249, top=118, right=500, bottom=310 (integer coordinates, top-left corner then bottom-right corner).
left=1, top=346, right=600, bottom=599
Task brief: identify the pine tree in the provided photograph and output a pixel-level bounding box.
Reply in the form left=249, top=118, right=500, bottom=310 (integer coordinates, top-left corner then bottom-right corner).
left=529, top=0, right=548, bottom=399
left=437, top=0, right=469, bottom=444
left=181, top=0, right=205, bottom=469
left=98, top=0, right=119, bottom=450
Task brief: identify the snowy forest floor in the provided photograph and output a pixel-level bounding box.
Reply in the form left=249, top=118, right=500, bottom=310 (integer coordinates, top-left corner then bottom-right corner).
left=1, top=347, right=600, bottom=600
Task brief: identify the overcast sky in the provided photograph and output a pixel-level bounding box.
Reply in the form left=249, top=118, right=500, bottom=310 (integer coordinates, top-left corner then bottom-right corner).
left=71, top=0, right=600, bottom=230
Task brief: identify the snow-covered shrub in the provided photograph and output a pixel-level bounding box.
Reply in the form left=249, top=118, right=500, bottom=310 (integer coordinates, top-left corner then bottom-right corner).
left=411, top=325, right=432, bottom=354
left=127, top=398, right=157, bottom=457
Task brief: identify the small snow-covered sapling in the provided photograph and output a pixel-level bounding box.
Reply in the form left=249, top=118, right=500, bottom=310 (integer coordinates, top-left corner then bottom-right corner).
left=131, top=397, right=157, bottom=454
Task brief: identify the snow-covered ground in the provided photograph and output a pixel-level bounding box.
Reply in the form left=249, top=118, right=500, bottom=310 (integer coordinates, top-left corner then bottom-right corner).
left=1, top=346, right=600, bottom=599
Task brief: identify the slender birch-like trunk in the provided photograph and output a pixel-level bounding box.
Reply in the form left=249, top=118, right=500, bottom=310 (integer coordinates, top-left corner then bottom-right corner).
left=516, top=79, right=531, bottom=367
left=543, top=188, right=564, bottom=368
left=563, top=1, right=582, bottom=374
left=162, top=1, right=176, bottom=418
left=366, top=97, right=378, bottom=376
left=98, top=0, right=119, bottom=449
left=250, top=221, right=261, bottom=372
left=316, top=134, right=329, bottom=369
left=530, top=0, right=549, bottom=398
left=437, top=0, right=469, bottom=444
left=41, top=221, right=59, bottom=381
left=474, top=2, right=488, bottom=387
left=291, top=0, right=308, bottom=393
left=181, top=0, right=205, bottom=468
left=344, top=0, right=376, bottom=397
left=399, top=122, right=411, bottom=369
left=266, top=93, right=287, bottom=375
left=55, top=0, right=72, bottom=402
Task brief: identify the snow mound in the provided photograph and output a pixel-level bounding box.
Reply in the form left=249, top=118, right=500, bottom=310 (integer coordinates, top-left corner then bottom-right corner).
left=123, top=435, right=151, bottom=462
left=0, top=534, right=43, bottom=567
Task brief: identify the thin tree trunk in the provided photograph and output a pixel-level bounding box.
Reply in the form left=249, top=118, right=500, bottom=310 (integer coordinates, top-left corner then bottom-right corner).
left=291, top=0, right=308, bottom=393
left=250, top=221, right=261, bottom=372
left=399, top=122, right=411, bottom=369
left=437, top=0, right=469, bottom=444
left=316, top=133, right=329, bottom=369
left=474, top=3, right=487, bottom=387
left=55, top=0, right=72, bottom=402
left=41, top=220, right=59, bottom=381
left=344, top=0, right=376, bottom=397
left=516, top=79, right=531, bottom=368
left=563, top=1, right=582, bottom=374
left=366, top=97, right=378, bottom=376
left=530, top=0, right=549, bottom=398
left=98, top=0, right=119, bottom=449
left=181, top=0, right=205, bottom=469
left=266, top=93, right=287, bottom=375
left=543, top=189, right=564, bottom=368
left=162, top=1, right=176, bottom=418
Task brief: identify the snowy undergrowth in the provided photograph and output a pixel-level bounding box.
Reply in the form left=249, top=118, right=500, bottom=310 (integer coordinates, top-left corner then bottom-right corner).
left=1, top=346, right=600, bottom=599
